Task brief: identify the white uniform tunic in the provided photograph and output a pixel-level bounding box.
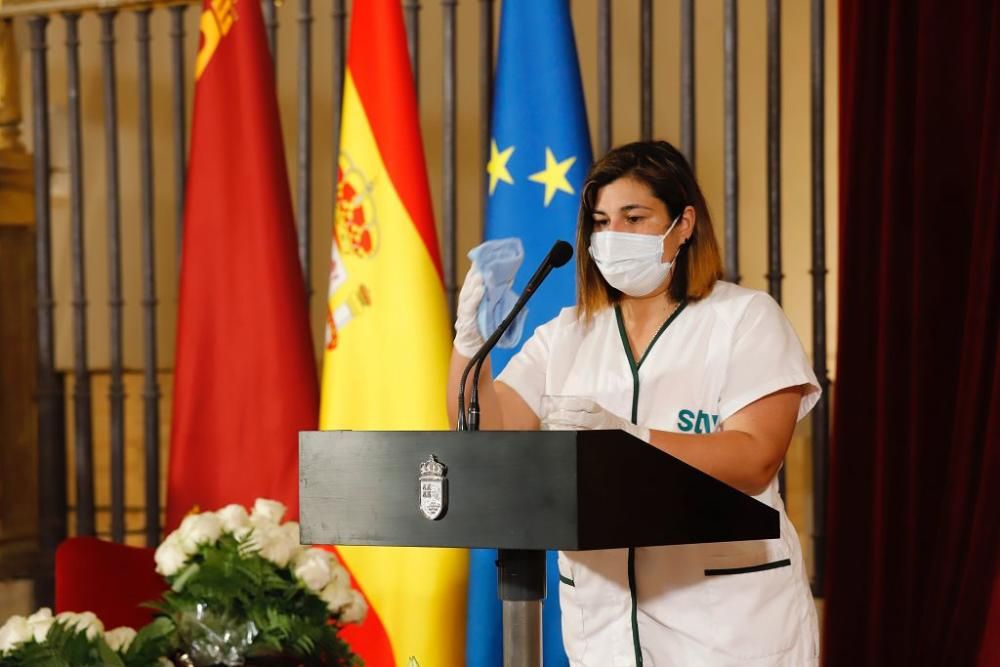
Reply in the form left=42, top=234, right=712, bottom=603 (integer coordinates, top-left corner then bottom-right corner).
left=497, top=281, right=820, bottom=666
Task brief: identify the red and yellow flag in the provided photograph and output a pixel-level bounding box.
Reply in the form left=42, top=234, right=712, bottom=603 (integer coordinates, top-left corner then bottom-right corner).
left=320, top=0, right=469, bottom=664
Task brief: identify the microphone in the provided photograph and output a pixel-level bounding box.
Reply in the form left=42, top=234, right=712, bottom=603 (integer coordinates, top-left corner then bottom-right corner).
left=457, top=240, right=574, bottom=431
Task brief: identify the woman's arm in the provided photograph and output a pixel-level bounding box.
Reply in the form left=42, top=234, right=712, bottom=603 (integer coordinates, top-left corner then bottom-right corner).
left=542, top=386, right=804, bottom=495
left=647, top=386, right=803, bottom=496
left=447, top=264, right=545, bottom=431
left=446, top=351, right=540, bottom=431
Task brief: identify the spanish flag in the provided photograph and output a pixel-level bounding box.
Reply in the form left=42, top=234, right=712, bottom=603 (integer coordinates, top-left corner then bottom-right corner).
left=319, top=0, right=469, bottom=664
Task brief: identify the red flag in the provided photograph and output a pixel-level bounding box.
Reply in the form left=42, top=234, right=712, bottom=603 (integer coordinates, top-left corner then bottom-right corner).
left=166, top=0, right=315, bottom=528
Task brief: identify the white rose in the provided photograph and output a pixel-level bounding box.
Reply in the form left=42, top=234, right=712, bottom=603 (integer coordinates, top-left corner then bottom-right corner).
left=104, top=626, right=137, bottom=652
left=56, top=611, right=103, bottom=640
left=339, top=589, right=368, bottom=624
left=293, top=549, right=334, bottom=591
left=54, top=611, right=77, bottom=627
left=216, top=504, right=251, bottom=535
left=160, top=527, right=180, bottom=546
left=319, top=581, right=353, bottom=615
left=250, top=498, right=286, bottom=526
left=329, top=560, right=351, bottom=588
left=282, top=521, right=300, bottom=545
left=282, top=521, right=305, bottom=559
left=251, top=524, right=296, bottom=567
left=176, top=512, right=223, bottom=552
left=26, top=607, right=54, bottom=643
left=154, top=536, right=188, bottom=576
left=0, top=615, right=31, bottom=653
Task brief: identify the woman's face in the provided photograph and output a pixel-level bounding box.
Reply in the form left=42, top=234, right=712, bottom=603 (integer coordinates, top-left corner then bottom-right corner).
left=591, top=176, right=692, bottom=262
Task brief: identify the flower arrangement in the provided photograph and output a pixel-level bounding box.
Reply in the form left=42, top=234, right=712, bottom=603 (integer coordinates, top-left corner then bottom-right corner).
left=0, top=608, right=173, bottom=666
left=153, top=499, right=365, bottom=665
left=0, top=499, right=366, bottom=666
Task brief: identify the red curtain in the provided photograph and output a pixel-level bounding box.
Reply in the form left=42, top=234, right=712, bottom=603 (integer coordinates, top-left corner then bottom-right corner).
left=825, top=0, right=1000, bottom=664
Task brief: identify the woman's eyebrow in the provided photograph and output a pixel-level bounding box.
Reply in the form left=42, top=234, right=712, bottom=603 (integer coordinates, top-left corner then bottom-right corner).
left=593, top=203, right=653, bottom=216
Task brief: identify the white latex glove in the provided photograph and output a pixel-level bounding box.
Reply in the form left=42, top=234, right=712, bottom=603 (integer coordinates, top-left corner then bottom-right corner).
left=453, top=266, right=486, bottom=358
left=541, top=397, right=651, bottom=442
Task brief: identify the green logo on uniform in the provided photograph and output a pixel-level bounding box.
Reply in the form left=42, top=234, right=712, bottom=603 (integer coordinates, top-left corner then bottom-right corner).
left=677, top=409, right=719, bottom=433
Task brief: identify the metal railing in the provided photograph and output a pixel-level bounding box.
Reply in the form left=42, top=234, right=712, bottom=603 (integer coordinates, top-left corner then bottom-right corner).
left=0, top=0, right=832, bottom=603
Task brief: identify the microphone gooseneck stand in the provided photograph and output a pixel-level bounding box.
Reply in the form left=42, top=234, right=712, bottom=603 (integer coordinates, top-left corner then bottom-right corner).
left=457, top=240, right=573, bottom=667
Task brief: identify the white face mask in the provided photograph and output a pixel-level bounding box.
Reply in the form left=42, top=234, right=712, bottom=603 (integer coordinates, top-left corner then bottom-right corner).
left=588, top=216, right=681, bottom=297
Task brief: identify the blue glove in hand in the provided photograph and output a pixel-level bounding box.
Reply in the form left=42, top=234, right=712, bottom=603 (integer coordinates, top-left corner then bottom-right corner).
left=467, top=238, right=528, bottom=350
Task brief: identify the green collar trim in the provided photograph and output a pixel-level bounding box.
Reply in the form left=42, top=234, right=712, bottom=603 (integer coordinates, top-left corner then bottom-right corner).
left=614, top=300, right=687, bottom=424
left=614, top=300, right=688, bottom=373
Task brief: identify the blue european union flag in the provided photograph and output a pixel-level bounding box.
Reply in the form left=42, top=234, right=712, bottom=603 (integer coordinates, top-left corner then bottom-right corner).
left=466, top=1, right=592, bottom=665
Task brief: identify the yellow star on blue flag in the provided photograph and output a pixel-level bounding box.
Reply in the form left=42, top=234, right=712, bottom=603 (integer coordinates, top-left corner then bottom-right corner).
left=529, top=147, right=576, bottom=206
left=487, top=139, right=516, bottom=195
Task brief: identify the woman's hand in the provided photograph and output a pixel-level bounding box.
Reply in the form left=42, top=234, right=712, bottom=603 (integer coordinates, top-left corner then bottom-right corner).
left=453, top=266, right=486, bottom=358
left=541, top=397, right=651, bottom=442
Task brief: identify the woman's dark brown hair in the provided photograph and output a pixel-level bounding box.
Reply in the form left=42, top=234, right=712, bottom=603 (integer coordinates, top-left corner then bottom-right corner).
left=576, top=140, right=723, bottom=320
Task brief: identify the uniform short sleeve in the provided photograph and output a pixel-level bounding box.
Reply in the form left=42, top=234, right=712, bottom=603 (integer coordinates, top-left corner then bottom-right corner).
left=495, top=317, right=557, bottom=418
left=717, top=293, right=821, bottom=423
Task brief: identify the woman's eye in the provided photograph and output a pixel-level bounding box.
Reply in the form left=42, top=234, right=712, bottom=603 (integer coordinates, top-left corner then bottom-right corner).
left=626, top=216, right=644, bottom=224
left=593, top=218, right=608, bottom=225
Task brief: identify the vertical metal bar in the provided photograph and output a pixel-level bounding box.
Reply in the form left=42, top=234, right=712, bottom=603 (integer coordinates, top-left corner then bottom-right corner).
left=263, top=0, right=278, bottom=71
left=99, top=10, right=125, bottom=544
left=29, top=15, right=66, bottom=607
left=64, top=12, right=95, bottom=538
left=723, top=0, right=739, bottom=283
left=680, top=0, right=695, bottom=168
left=766, top=0, right=782, bottom=303
left=169, top=4, right=187, bottom=267
left=443, top=0, right=458, bottom=317
left=640, top=0, right=652, bottom=140
left=331, top=0, right=346, bottom=164
left=766, top=0, right=785, bottom=498
left=404, top=0, right=421, bottom=95
left=297, top=0, right=313, bottom=294
left=597, top=0, right=612, bottom=155
left=810, top=0, right=829, bottom=596
left=136, top=8, right=161, bottom=547
left=480, top=0, right=494, bottom=220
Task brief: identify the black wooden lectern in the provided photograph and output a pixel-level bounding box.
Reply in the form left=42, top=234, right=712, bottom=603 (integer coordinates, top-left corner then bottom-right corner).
left=299, top=430, right=779, bottom=666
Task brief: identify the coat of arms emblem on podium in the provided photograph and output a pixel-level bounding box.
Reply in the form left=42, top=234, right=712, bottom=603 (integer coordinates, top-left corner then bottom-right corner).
left=419, top=455, right=448, bottom=520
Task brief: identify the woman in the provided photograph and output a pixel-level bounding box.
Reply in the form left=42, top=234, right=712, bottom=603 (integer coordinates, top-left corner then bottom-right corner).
left=448, top=140, right=819, bottom=666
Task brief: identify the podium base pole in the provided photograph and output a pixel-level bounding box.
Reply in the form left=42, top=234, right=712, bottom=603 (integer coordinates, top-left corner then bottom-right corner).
left=498, top=549, right=546, bottom=667
left=502, top=600, right=542, bottom=667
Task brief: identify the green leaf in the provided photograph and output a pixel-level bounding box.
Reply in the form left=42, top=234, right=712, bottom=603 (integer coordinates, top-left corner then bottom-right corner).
left=95, top=639, right=126, bottom=667
left=171, top=562, right=201, bottom=593
left=123, top=616, right=175, bottom=666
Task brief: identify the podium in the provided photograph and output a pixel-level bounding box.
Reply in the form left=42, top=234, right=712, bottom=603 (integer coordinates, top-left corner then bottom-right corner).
left=299, top=430, right=779, bottom=666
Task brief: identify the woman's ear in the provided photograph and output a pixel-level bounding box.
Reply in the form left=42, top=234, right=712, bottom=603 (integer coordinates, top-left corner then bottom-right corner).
left=679, top=205, right=697, bottom=243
